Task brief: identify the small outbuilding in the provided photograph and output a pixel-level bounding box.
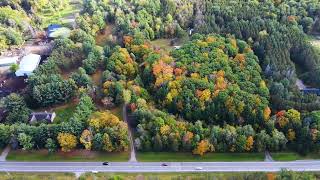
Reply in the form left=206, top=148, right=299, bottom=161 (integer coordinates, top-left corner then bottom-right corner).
left=15, top=54, right=41, bottom=77
left=29, top=111, right=56, bottom=124
left=0, top=56, right=18, bottom=67
left=47, top=24, right=71, bottom=39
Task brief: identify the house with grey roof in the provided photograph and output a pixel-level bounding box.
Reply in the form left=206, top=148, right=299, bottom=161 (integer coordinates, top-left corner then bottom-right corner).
left=29, top=111, right=56, bottom=124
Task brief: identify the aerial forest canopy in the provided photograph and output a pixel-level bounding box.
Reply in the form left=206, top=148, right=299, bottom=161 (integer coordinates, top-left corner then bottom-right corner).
left=141, top=34, right=270, bottom=126
left=88, top=0, right=320, bottom=111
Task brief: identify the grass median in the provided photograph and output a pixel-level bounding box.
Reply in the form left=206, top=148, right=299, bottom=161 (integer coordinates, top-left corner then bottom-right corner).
left=271, top=152, right=320, bottom=161
left=7, top=149, right=129, bottom=162
left=0, top=172, right=75, bottom=180
left=137, top=152, right=264, bottom=162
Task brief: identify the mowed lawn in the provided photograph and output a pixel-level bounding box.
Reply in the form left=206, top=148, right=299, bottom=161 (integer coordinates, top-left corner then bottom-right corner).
left=53, top=103, right=77, bottom=123
left=271, top=152, right=320, bottom=161
left=137, top=152, right=264, bottom=162
left=0, top=172, right=75, bottom=180
left=150, top=39, right=175, bottom=52
left=7, top=149, right=129, bottom=162
left=40, top=0, right=82, bottom=28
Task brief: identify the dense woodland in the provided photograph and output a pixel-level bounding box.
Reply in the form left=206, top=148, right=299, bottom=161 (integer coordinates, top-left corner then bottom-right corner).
left=0, top=0, right=320, bottom=156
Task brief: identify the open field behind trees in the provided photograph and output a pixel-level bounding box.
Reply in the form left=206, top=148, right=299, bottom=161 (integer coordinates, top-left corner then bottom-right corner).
left=137, top=152, right=264, bottom=162
left=6, top=150, right=129, bottom=162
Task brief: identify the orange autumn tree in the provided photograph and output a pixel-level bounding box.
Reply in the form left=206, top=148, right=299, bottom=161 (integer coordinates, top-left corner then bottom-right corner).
left=213, top=70, right=227, bottom=97
left=193, top=140, right=213, bottom=156
left=263, top=106, right=271, bottom=121
left=152, top=60, right=174, bottom=87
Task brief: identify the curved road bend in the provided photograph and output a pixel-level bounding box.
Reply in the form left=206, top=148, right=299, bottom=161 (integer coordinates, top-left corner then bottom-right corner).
left=0, top=161, right=320, bottom=172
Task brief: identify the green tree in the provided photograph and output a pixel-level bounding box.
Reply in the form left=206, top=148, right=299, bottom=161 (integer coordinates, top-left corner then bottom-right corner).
left=71, top=67, right=93, bottom=88
left=45, top=138, right=57, bottom=154
left=93, top=133, right=103, bottom=151
left=17, top=133, right=34, bottom=151
left=4, top=93, right=30, bottom=124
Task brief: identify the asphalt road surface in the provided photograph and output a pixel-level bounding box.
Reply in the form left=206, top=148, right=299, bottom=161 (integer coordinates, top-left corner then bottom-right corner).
left=1, top=161, right=320, bottom=172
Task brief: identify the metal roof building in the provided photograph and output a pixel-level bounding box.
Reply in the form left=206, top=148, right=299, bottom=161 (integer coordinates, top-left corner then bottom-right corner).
left=47, top=24, right=71, bottom=38
left=15, top=54, right=41, bottom=77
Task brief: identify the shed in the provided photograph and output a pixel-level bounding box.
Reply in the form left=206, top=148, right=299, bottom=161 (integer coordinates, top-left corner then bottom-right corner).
left=47, top=24, right=62, bottom=35
left=47, top=24, right=71, bottom=38
left=0, top=56, right=18, bottom=67
left=15, top=54, right=41, bottom=77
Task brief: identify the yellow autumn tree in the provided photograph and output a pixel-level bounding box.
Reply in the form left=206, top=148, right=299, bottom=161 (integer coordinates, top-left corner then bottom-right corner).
left=206, top=36, right=216, bottom=43
left=193, top=140, right=210, bottom=156
left=57, top=133, right=77, bottom=152
left=160, top=125, right=171, bottom=135
left=80, top=129, right=92, bottom=150
left=88, top=111, right=120, bottom=131
left=245, top=136, right=254, bottom=151
left=103, top=133, right=114, bottom=152
left=263, top=106, right=271, bottom=121
left=287, top=129, right=296, bottom=141
left=277, top=116, right=289, bottom=128
left=213, top=70, right=227, bottom=96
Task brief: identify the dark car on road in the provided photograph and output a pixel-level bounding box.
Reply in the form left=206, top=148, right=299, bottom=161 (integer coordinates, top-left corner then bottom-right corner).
left=161, top=163, right=168, bottom=166
left=102, top=162, right=109, bottom=165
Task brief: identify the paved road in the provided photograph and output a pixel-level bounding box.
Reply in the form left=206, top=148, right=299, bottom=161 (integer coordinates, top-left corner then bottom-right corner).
left=1, top=161, right=320, bottom=172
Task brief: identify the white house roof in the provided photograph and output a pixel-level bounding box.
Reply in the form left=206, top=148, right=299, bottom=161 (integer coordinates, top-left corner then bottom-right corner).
left=15, top=54, right=41, bottom=77
left=0, top=56, right=18, bottom=66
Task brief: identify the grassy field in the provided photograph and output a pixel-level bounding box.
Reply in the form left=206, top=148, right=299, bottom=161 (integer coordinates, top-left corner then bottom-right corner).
left=150, top=39, right=175, bottom=52
left=40, top=0, right=82, bottom=28
left=271, top=152, right=320, bottom=161
left=137, top=152, right=264, bottom=162
left=0, top=172, right=75, bottom=180
left=53, top=103, right=77, bottom=123
left=7, top=150, right=129, bottom=162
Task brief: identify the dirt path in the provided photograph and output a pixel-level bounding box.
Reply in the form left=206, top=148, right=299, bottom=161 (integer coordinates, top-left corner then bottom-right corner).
left=122, top=104, right=137, bottom=162
left=264, top=151, right=274, bottom=162
left=0, top=146, right=10, bottom=161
